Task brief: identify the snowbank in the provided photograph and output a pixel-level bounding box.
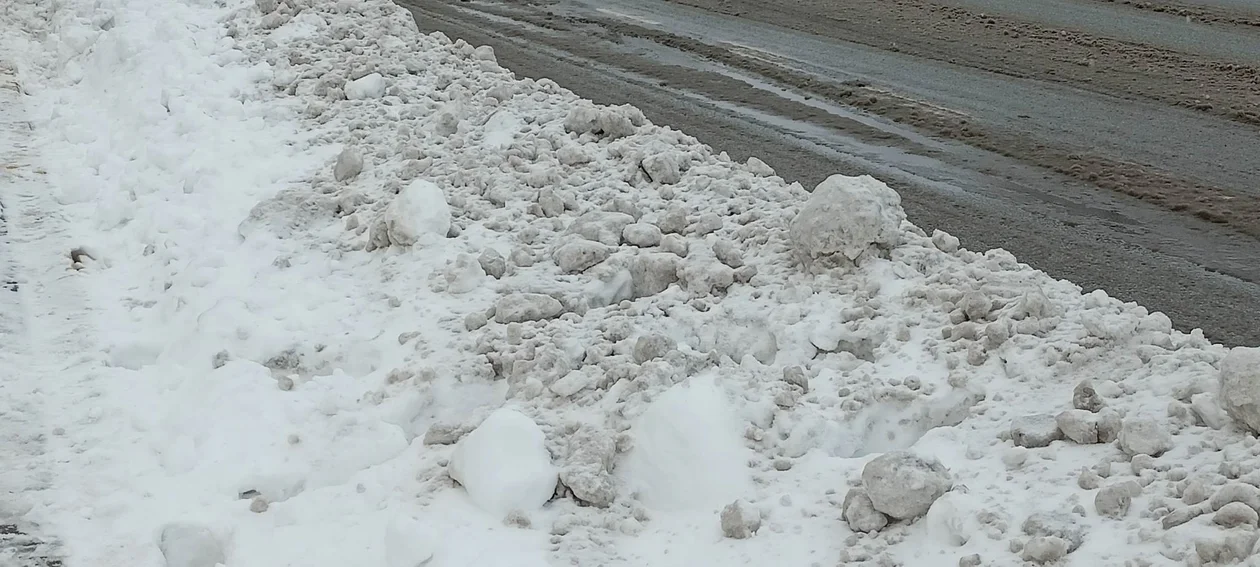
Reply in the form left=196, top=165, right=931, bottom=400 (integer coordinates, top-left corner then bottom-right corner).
left=0, top=0, right=1253, bottom=565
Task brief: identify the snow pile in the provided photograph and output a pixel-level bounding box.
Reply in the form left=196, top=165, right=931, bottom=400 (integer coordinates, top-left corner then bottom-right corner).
left=1, top=0, right=1258, bottom=565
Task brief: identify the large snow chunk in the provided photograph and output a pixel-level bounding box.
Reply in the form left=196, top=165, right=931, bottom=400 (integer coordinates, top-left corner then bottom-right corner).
left=334, top=146, right=364, bottom=182
left=552, top=240, right=610, bottom=273
left=641, top=151, right=684, bottom=185
left=860, top=451, right=952, bottom=520
left=568, top=211, right=635, bottom=246
left=345, top=73, right=387, bottom=100
left=382, top=180, right=451, bottom=247
left=789, top=174, right=906, bottom=268
left=560, top=424, right=617, bottom=507
left=159, top=523, right=225, bottom=567
left=1220, top=347, right=1260, bottom=433
left=618, top=374, right=753, bottom=511
left=494, top=293, right=563, bottom=323
left=563, top=103, right=644, bottom=139
left=448, top=408, right=557, bottom=515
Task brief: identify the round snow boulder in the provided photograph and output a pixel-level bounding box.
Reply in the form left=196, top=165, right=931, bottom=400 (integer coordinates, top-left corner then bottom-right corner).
left=345, top=73, right=387, bottom=100
left=1220, top=347, right=1260, bottom=433
left=860, top=451, right=953, bottom=520
left=448, top=408, right=557, bottom=515
left=158, top=523, right=225, bottom=567
left=789, top=174, right=906, bottom=268
left=383, top=179, right=451, bottom=247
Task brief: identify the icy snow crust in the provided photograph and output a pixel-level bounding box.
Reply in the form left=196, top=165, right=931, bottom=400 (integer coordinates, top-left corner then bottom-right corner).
left=2, top=0, right=1258, bottom=565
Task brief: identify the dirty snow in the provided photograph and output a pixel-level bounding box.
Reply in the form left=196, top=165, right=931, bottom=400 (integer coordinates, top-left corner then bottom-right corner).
left=1, top=0, right=1258, bottom=566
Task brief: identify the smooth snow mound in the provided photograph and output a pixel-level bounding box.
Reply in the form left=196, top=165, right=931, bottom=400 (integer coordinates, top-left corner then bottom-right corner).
left=346, top=72, right=387, bottom=100
left=617, top=374, right=754, bottom=512
left=382, top=179, right=452, bottom=246
left=448, top=408, right=557, bottom=516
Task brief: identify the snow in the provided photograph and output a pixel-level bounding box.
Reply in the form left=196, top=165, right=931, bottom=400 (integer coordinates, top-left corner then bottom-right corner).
left=617, top=374, right=754, bottom=512
left=448, top=408, right=557, bottom=516
left=1, top=0, right=1258, bottom=565
left=345, top=72, right=387, bottom=100
left=377, top=178, right=452, bottom=247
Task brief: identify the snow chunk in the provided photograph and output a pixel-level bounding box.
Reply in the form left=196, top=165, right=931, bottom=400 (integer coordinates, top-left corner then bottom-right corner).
left=1056, top=410, right=1100, bottom=444
left=334, top=147, right=364, bottom=182
left=622, top=223, right=662, bottom=247
left=444, top=253, right=486, bottom=294
left=479, top=248, right=507, bottom=279
left=1022, top=536, right=1070, bottom=564
left=745, top=156, right=775, bottom=177
left=563, top=104, right=643, bottom=139
left=568, top=211, right=635, bottom=246
left=560, top=424, right=617, bottom=507
left=1220, top=347, right=1260, bottom=433
left=720, top=500, right=761, bottom=539
left=618, top=375, right=753, bottom=511
left=842, top=489, right=889, bottom=533
left=380, top=180, right=451, bottom=247
left=788, top=174, right=906, bottom=268
left=494, top=293, right=563, bottom=323
left=641, top=151, right=684, bottom=185
left=448, top=408, right=557, bottom=515
left=345, top=72, right=386, bottom=100
left=552, top=240, right=610, bottom=273
left=1011, top=414, right=1064, bottom=448
left=472, top=45, right=496, bottom=63
left=159, top=523, right=225, bottom=567
left=1118, top=416, right=1173, bottom=457
left=630, top=253, right=680, bottom=298
left=860, top=451, right=952, bottom=520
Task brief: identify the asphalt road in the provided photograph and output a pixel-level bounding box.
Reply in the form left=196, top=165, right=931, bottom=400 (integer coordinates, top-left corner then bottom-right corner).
left=399, top=0, right=1260, bottom=346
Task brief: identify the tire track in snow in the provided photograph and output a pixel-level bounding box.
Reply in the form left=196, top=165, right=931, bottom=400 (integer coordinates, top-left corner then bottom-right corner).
left=0, top=70, right=63, bottom=567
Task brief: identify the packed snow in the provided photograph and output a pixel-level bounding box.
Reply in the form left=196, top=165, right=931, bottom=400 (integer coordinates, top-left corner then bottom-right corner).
left=1, top=0, right=1259, bottom=566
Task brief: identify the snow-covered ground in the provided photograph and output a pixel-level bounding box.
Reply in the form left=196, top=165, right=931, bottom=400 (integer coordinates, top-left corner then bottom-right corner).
left=1, top=0, right=1259, bottom=566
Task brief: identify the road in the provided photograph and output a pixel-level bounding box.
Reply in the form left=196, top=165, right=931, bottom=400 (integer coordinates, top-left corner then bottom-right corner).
left=398, top=0, right=1260, bottom=346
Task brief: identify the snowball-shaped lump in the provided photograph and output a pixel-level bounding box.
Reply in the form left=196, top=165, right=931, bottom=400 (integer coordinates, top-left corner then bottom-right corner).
left=789, top=174, right=906, bottom=268
left=159, top=523, right=225, bottom=567
left=346, top=72, right=387, bottom=100
left=383, top=179, right=451, bottom=246
left=449, top=408, right=557, bottom=515
left=1220, top=347, right=1260, bottom=434
left=861, top=451, right=952, bottom=520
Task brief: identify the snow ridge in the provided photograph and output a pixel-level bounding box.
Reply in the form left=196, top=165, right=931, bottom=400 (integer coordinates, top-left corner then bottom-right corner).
left=2, top=0, right=1257, bottom=565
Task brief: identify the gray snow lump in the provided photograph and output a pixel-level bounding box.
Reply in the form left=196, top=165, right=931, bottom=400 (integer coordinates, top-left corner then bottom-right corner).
left=789, top=174, right=906, bottom=269
left=860, top=451, right=953, bottom=520
left=559, top=425, right=617, bottom=508
left=494, top=294, right=563, bottom=323
left=552, top=240, right=611, bottom=273
left=1010, top=414, right=1063, bottom=448
left=562, top=104, right=643, bottom=139
left=1118, top=416, right=1173, bottom=457
left=720, top=500, right=761, bottom=539
left=1219, top=347, right=1260, bottom=433
left=842, top=489, right=889, bottom=533
left=333, top=146, right=364, bottom=182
